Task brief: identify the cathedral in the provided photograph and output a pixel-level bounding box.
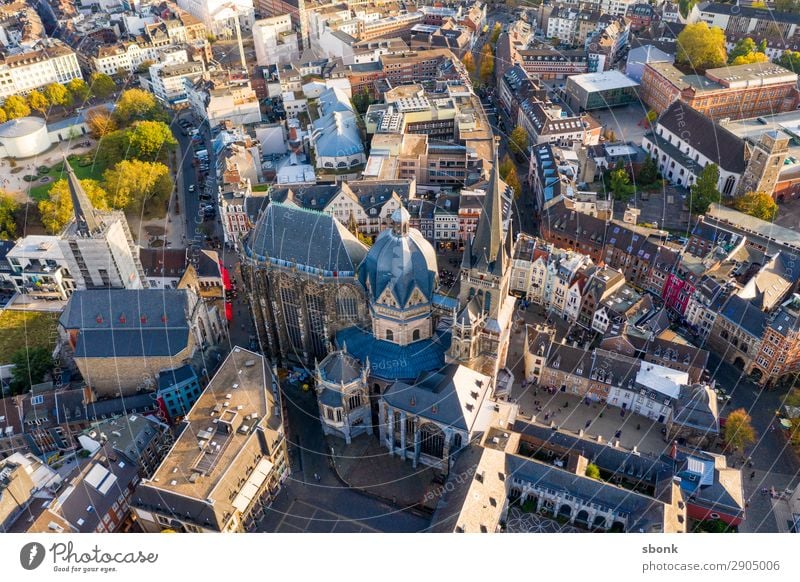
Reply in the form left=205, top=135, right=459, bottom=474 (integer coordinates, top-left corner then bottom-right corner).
left=243, top=153, right=517, bottom=471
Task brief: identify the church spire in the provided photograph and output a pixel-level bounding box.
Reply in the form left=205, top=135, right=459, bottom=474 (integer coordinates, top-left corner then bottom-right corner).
left=66, top=161, right=101, bottom=236
left=466, top=141, right=506, bottom=275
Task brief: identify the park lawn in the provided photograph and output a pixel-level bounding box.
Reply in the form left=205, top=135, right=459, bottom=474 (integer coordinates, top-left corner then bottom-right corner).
left=27, top=157, right=107, bottom=202
left=0, top=310, right=60, bottom=364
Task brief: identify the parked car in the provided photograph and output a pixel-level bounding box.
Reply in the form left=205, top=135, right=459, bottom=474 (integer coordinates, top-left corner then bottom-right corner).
left=188, top=185, right=195, bottom=192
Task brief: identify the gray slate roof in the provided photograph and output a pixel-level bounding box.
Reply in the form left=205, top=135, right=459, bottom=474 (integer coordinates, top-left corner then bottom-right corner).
left=245, top=202, right=368, bottom=276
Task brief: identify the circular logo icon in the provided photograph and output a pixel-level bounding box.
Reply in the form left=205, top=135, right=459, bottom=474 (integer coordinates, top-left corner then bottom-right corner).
left=20, top=542, right=46, bottom=571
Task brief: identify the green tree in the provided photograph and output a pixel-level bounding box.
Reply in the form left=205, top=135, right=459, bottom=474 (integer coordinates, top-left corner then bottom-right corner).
left=732, top=191, right=779, bottom=221
left=113, top=88, right=163, bottom=125
left=676, top=22, right=727, bottom=71
left=508, top=125, right=529, bottom=158
left=127, top=120, right=177, bottom=161
left=38, top=177, right=109, bottom=234
left=728, top=37, right=757, bottom=64
left=723, top=408, right=757, bottom=452
left=689, top=163, right=721, bottom=215
left=94, top=129, right=130, bottom=168
left=351, top=90, right=371, bottom=115
left=636, top=154, right=659, bottom=186
left=44, top=82, right=71, bottom=107
left=10, top=347, right=53, bottom=395
left=462, top=51, right=476, bottom=77
left=67, top=78, right=91, bottom=104
left=0, top=193, right=18, bottom=239
left=27, top=90, right=49, bottom=116
left=103, top=160, right=173, bottom=211
left=608, top=162, right=634, bottom=202
left=585, top=464, right=601, bottom=479
left=775, top=50, right=800, bottom=73
left=89, top=72, right=116, bottom=100
left=3, top=95, right=30, bottom=120
left=479, top=44, right=494, bottom=83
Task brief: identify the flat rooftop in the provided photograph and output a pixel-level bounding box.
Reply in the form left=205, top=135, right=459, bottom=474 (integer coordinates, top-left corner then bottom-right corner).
left=145, top=347, right=275, bottom=501
left=568, top=70, right=639, bottom=92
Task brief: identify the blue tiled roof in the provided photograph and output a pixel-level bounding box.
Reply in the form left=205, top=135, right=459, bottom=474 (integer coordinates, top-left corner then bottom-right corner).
left=336, top=326, right=450, bottom=381
left=432, top=293, right=459, bottom=311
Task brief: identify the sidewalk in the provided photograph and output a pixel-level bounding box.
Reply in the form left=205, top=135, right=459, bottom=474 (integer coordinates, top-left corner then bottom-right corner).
left=328, top=434, right=443, bottom=512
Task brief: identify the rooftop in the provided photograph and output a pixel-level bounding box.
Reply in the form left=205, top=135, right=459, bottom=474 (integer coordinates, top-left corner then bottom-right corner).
left=145, top=348, right=277, bottom=501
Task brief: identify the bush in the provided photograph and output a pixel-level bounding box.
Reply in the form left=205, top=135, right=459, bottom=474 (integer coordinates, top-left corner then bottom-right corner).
left=78, top=156, right=93, bottom=167
left=23, top=174, right=38, bottom=182
left=67, top=153, right=78, bottom=161
left=36, top=165, right=49, bottom=175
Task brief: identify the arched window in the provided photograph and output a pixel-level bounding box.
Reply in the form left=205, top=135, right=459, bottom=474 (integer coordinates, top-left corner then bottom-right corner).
left=348, top=393, right=362, bottom=410
left=412, top=329, right=421, bottom=341
left=386, top=329, right=394, bottom=341
left=453, top=433, right=462, bottom=450
left=723, top=175, right=736, bottom=195
left=419, top=423, right=445, bottom=458
left=336, top=287, right=359, bottom=321
left=484, top=292, right=492, bottom=313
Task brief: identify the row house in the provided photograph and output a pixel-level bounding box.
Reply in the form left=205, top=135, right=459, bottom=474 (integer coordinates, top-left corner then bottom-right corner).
left=517, top=48, right=589, bottom=80
left=706, top=295, right=768, bottom=372
left=517, top=99, right=589, bottom=147
left=577, top=266, right=625, bottom=329
left=750, top=297, right=800, bottom=385
left=591, top=284, right=646, bottom=334
left=498, top=65, right=546, bottom=122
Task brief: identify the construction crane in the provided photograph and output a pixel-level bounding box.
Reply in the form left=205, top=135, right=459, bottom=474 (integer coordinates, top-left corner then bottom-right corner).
left=212, top=2, right=247, bottom=72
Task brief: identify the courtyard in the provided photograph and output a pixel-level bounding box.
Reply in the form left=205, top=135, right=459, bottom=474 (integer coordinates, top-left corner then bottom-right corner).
left=0, top=309, right=60, bottom=364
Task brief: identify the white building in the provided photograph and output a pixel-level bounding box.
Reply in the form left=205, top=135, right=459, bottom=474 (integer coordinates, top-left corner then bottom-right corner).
left=253, top=15, right=299, bottom=67
left=176, top=0, right=255, bottom=36
left=608, top=362, right=687, bottom=423
left=91, top=41, right=161, bottom=76
left=187, top=72, right=261, bottom=129
left=5, top=235, right=76, bottom=300
left=149, top=60, right=204, bottom=107
left=0, top=41, right=82, bottom=100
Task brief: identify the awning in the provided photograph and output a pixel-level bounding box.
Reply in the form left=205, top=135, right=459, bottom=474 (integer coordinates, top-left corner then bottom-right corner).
left=225, top=302, right=233, bottom=321
left=231, top=458, right=274, bottom=513
left=220, top=263, right=233, bottom=290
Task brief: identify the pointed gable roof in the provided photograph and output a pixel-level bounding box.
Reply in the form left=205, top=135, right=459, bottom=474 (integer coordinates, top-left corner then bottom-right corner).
left=66, top=162, right=101, bottom=236
left=463, top=146, right=507, bottom=275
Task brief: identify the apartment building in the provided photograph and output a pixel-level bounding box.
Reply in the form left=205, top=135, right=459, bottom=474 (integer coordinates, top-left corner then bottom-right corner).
left=0, top=40, right=82, bottom=100
left=133, top=349, right=288, bottom=533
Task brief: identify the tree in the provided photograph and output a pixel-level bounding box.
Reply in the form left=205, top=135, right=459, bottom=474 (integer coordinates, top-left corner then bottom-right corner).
left=645, top=109, right=658, bottom=125
left=38, top=177, right=109, bottom=234
left=94, top=129, right=130, bottom=168
left=585, top=464, right=601, bottom=479
left=351, top=90, right=371, bottom=115
left=723, top=408, right=757, bottom=452
left=731, top=52, right=769, bottom=66
left=86, top=106, right=118, bottom=137
left=103, top=160, right=173, bottom=211
left=728, top=37, right=757, bottom=64
left=479, top=44, right=494, bottom=84
left=89, top=72, right=116, bottom=100
left=127, top=120, right=177, bottom=161
left=113, top=88, right=162, bottom=125
left=689, top=163, right=721, bottom=215
left=136, top=60, right=155, bottom=74
left=636, top=154, right=659, bottom=186
left=0, top=193, right=18, bottom=239
left=44, top=82, right=71, bottom=108
left=676, top=22, right=727, bottom=71
left=508, top=125, right=529, bottom=158
left=27, top=90, right=49, bottom=116
left=608, top=162, right=634, bottom=202
left=775, top=50, right=800, bottom=73
left=490, top=22, right=502, bottom=45
left=499, top=154, right=522, bottom=198
left=67, top=78, right=90, bottom=104
left=0, top=108, right=6, bottom=124
left=10, top=347, right=53, bottom=395
left=462, top=51, right=476, bottom=77
left=3, top=95, right=30, bottom=120
left=732, top=191, right=779, bottom=221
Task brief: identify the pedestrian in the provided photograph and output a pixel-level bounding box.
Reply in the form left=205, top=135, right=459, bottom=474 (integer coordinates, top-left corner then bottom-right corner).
left=750, top=471, right=756, bottom=479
